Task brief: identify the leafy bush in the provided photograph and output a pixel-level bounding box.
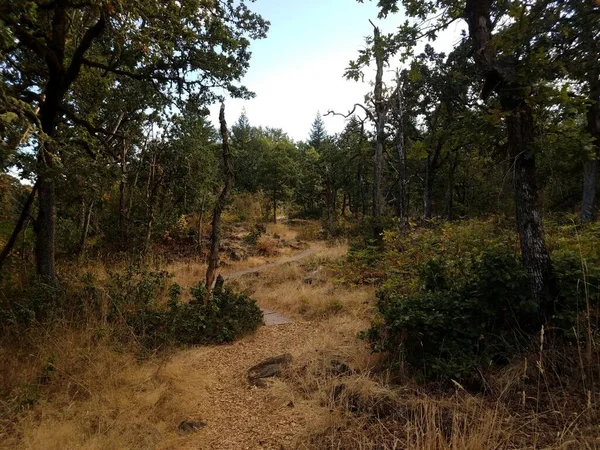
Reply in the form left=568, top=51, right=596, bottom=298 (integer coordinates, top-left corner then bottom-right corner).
left=1, top=263, right=263, bottom=350
left=127, top=283, right=263, bottom=348
left=0, top=278, right=67, bottom=327
left=106, top=267, right=172, bottom=319
left=367, top=246, right=600, bottom=381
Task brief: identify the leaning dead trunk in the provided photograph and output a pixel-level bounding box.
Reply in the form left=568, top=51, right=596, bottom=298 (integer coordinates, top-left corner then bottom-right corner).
left=205, top=104, right=235, bottom=302
left=0, top=182, right=38, bottom=271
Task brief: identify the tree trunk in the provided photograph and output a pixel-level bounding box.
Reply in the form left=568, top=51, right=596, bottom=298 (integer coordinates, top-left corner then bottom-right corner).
left=581, top=81, right=599, bottom=224
left=581, top=153, right=598, bottom=224
left=119, top=140, right=128, bottom=240
left=326, top=182, right=336, bottom=236
left=423, top=154, right=433, bottom=220
left=372, top=25, right=385, bottom=219
left=445, top=153, right=458, bottom=221
left=35, top=87, right=61, bottom=282
left=144, top=152, right=157, bottom=254
left=205, top=104, right=235, bottom=301
left=197, top=194, right=206, bottom=254
left=507, top=104, right=557, bottom=314
left=393, top=72, right=407, bottom=226
left=78, top=200, right=93, bottom=255
left=272, top=192, right=277, bottom=224
left=466, top=0, right=557, bottom=311
left=0, top=182, right=38, bottom=271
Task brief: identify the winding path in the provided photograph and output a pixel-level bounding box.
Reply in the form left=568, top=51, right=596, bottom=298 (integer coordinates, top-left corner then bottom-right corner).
left=218, top=248, right=315, bottom=326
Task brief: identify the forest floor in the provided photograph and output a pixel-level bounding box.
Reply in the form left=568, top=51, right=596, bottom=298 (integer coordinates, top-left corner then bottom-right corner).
left=4, top=222, right=598, bottom=449
left=4, top=223, right=380, bottom=450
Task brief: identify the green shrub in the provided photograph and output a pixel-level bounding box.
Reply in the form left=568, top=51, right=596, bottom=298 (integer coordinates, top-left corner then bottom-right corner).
left=105, top=267, right=172, bottom=319
left=368, top=246, right=600, bottom=381
left=127, top=284, right=263, bottom=348
left=0, top=276, right=67, bottom=327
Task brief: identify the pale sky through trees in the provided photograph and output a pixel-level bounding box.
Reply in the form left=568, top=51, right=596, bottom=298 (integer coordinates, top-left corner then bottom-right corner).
left=209, top=0, right=466, bottom=141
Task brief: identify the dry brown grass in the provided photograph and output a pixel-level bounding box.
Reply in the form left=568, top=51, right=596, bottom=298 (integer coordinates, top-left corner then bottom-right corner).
left=3, top=222, right=598, bottom=449
left=0, top=326, right=212, bottom=450
left=256, top=236, right=279, bottom=256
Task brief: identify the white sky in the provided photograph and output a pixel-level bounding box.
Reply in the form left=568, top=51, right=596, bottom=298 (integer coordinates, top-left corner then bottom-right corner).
left=208, top=0, right=466, bottom=142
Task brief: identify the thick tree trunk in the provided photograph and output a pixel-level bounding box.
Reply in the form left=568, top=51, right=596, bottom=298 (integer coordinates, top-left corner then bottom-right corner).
left=35, top=85, right=61, bottom=282
left=144, top=152, right=156, bottom=254
left=467, top=0, right=557, bottom=312
left=326, top=183, right=336, bottom=236
left=205, top=104, right=235, bottom=301
left=581, top=154, right=598, bottom=223
left=581, top=82, right=599, bottom=224
left=507, top=105, right=557, bottom=313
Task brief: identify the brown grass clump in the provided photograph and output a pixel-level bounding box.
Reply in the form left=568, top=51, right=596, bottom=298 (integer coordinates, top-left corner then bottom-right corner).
left=256, top=236, right=278, bottom=256
left=0, top=326, right=212, bottom=450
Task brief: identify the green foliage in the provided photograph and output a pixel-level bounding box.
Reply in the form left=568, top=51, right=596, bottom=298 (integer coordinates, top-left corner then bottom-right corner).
left=128, top=284, right=263, bottom=349
left=368, top=243, right=600, bottom=381
left=106, top=267, right=172, bottom=319
left=0, top=278, right=67, bottom=327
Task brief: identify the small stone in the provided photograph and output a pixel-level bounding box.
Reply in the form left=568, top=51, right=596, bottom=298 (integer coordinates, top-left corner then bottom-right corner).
left=178, top=420, right=207, bottom=433
left=247, top=353, right=293, bottom=387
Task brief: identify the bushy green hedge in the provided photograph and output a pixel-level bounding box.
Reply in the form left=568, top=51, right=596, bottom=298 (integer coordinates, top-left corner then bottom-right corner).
left=367, top=246, right=600, bottom=381
left=1, top=266, right=263, bottom=349
left=127, top=283, right=264, bottom=348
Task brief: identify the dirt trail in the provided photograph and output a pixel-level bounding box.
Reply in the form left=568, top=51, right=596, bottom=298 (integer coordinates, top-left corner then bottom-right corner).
left=163, top=244, right=329, bottom=449
left=220, top=248, right=313, bottom=282
left=162, top=321, right=318, bottom=449
left=219, top=248, right=315, bottom=326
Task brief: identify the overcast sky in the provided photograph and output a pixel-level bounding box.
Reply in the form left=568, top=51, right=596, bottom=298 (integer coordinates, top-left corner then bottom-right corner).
left=209, top=0, right=466, bottom=142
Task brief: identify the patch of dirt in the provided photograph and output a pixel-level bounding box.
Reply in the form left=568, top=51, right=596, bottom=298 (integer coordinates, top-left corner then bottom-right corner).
left=162, top=321, right=318, bottom=449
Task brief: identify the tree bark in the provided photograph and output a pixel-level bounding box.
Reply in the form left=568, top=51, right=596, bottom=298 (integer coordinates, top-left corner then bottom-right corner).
left=394, top=77, right=407, bottom=226
left=466, top=0, right=557, bottom=310
left=119, top=139, right=128, bottom=240
left=372, top=24, right=385, bottom=219
left=144, top=151, right=157, bottom=254
left=78, top=200, right=93, bottom=255
left=507, top=106, right=557, bottom=313
left=205, top=104, right=235, bottom=301
left=272, top=191, right=277, bottom=224
left=35, top=83, right=62, bottom=282
left=0, top=182, right=38, bottom=271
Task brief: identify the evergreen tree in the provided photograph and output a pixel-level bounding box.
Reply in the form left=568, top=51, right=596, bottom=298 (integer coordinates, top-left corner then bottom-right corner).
left=308, top=112, right=327, bottom=150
